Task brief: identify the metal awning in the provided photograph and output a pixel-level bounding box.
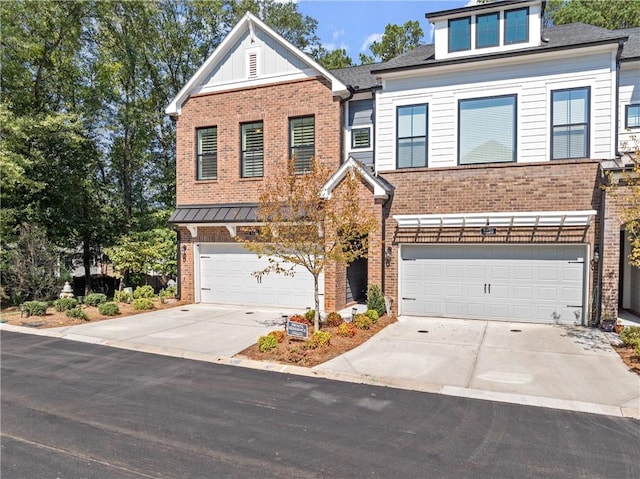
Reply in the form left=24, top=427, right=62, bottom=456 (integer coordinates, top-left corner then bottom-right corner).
left=169, top=203, right=259, bottom=237
left=393, top=210, right=597, bottom=229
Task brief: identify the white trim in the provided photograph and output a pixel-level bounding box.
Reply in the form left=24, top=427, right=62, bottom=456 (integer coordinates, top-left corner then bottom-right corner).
left=393, top=210, right=597, bottom=228
left=187, top=225, right=198, bottom=237
left=321, top=156, right=389, bottom=200
left=165, top=12, right=349, bottom=116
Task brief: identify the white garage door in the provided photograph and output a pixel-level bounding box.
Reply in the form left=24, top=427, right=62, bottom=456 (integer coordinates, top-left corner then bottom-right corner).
left=400, top=244, right=586, bottom=324
left=198, top=244, right=323, bottom=309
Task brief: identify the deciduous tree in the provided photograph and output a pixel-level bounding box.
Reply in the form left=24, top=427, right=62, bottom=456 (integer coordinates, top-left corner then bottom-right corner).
left=242, top=159, right=377, bottom=330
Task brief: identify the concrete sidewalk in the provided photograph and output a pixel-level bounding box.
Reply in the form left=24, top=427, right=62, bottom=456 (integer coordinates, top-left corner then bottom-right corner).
left=2, top=307, right=638, bottom=418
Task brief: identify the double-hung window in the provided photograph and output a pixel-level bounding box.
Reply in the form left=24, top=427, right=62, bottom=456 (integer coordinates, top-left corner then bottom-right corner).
left=197, top=127, right=217, bottom=180
left=459, top=95, right=516, bottom=165
left=397, top=104, right=427, bottom=168
left=551, top=87, right=589, bottom=160
left=241, top=122, right=264, bottom=178
left=626, top=104, right=640, bottom=129
left=504, top=7, right=528, bottom=44
left=290, top=116, right=315, bottom=173
left=449, top=17, right=471, bottom=52
left=476, top=12, right=499, bottom=48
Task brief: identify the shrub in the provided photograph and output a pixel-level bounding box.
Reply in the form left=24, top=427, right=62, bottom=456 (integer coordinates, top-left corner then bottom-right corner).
left=304, top=330, right=331, bottom=349
left=133, top=285, right=155, bottom=299
left=367, top=284, right=386, bottom=316
left=305, top=309, right=316, bottom=321
left=268, top=330, right=286, bottom=343
left=23, top=301, right=48, bottom=316
left=354, top=313, right=372, bottom=330
left=66, top=306, right=88, bottom=320
left=132, top=298, right=155, bottom=310
left=337, top=322, right=357, bottom=338
left=84, top=293, right=107, bottom=307
left=98, top=302, right=120, bottom=316
left=620, top=326, right=640, bottom=355
left=289, top=314, right=312, bottom=326
left=324, top=312, right=343, bottom=327
left=54, top=297, right=78, bottom=312
left=159, top=286, right=177, bottom=300
left=365, top=309, right=379, bottom=323
left=258, top=334, right=278, bottom=352
left=113, top=290, right=132, bottom=304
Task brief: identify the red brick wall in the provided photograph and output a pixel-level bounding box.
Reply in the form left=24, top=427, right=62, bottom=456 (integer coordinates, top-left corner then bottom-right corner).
left=175, top=77, right=341, bottom=206
left=379, top=159, right=602, bottom=318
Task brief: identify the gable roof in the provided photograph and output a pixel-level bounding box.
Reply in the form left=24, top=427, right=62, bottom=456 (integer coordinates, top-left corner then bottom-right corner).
left=372, top=23, right=628, bottom=74
left=165, top=12, right=349, bottom=116
left=321, top=157, right=392, bottom=200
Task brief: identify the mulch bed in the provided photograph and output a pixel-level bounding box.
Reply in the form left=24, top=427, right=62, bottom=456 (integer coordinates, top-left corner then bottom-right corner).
left=236, top=315, right=397, bottom=367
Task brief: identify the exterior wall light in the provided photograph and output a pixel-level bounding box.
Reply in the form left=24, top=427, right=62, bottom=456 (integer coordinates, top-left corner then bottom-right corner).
left=385, top=246, right=393, bottom=267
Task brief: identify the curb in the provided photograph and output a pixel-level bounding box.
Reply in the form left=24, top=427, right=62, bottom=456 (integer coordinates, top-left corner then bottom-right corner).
left=2, top=323, right=638, bottom=420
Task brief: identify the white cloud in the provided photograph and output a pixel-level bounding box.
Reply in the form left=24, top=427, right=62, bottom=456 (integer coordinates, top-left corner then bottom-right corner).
left=332, top=29, right=345, bottom=41
left=361, top=32, right=383, bottom=52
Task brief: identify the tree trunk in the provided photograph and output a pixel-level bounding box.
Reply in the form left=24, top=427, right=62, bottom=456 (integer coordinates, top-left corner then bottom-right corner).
left=83, top=241, right=92, bottom=296
left=314, top=274, right=320, bottom=331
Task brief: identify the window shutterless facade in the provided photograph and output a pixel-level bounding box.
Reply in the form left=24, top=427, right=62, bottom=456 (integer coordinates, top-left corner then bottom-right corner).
left=397, top=104, right=428, bottom=168
left=626, top=104, right=640, bottom=129
left=241, top=122, right=264, bottom=178
left=551, top=87, right=590, bottom=160
left=476, top=12, right=499, bottom=48
left=351, top=127, right=371, bottom=149
left=196, top=127, right=217, bottom=180
left=449, top=17, right=471, bottom=52
left=458, top=95, right=516, bottom=165
left=504, top=7, right=528, bottom=44
left=290, top=116, right=315, bottom=173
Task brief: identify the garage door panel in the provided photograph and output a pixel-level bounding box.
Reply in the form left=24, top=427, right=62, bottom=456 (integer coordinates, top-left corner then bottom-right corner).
left=199, top=244, right=323, bottom=309
left=400, top=245, right=586, bottom=324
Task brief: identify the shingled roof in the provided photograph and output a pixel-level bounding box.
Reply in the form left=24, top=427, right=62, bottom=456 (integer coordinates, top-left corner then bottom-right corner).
left=372, top=23, right=629, bottom=74
left=330, top=62, right=381, bottom=92
left=617, top=27, right=640, bottom=61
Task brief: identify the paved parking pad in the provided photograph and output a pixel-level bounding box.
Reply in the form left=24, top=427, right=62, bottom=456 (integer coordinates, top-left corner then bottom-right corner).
left=48, top=304, right=296, bottom=358
left=314, top=316, right=640, bottom=417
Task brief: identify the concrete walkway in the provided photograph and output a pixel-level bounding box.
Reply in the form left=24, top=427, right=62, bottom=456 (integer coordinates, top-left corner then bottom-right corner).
left=2, top=306, right=638, bottom=418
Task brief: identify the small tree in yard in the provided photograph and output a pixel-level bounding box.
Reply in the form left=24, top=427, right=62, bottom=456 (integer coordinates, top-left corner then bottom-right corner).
left=242, top=159, right=377, bottom=331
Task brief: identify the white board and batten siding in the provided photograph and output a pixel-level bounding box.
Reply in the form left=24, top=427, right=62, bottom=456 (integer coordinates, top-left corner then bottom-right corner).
left=375, top=49, right=617, bottom=172
left=399, top=244, right=588, bottom=325
left=195, top=243, right=324, bottom=310
left=195, top=28, right=317, bottom=95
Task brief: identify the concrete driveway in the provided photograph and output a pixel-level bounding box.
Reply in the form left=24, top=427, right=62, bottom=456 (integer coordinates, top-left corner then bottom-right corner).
left=45, top=304, right=296, bottom=358
left=314, top=316, right=640, bottom=418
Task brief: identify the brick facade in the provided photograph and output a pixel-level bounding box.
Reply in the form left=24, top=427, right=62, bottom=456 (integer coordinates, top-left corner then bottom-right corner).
left=379, top=159, right=603, bottom=319
left=175, top=77, right=341, bottom=206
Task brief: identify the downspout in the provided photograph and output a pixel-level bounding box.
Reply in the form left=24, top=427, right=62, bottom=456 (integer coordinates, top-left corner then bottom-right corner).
left=339, top=85, right=355, bottom=165
left=614, top=39, right=624, bottom=158
left=596, top=169, right=605, bottom=326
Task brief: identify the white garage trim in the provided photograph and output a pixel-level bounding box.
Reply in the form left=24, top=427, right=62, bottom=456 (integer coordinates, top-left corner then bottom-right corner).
left=393, top=210, right=597, bottom=228
left=398, top=244, right=589, bottom=325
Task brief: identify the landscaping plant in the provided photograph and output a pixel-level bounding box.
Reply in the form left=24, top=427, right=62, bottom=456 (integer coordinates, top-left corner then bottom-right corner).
left=337, top=322, right=357, bottom=337
left=367, top=285, right=386, bottom=317
left=134, top=285, right=155, bottom=299
left=84, top=293, right=107, bottom=307
left=23, top=301, right=48, bottom=316
left=98, top=302, right=120, bottom=316
left=354, top=313, right=372, bottom=330
left=54, top=297, right=78, bottom=312
left=258, top=334, right=278, bottom=352
left=365, top=309, right=379, bottom=323
left=132, top=298, right=155, bottom=310
left=114, top=290, right=132, bottom=303
left=324, top=311, right=343, bottom=327
left=620, top=326, right=640, bottom=355
left=66, top=307, right=88, bottom=320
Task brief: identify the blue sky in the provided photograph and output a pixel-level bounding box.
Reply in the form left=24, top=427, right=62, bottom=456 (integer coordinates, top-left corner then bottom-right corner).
left=296, top=1, right=470, bottom=60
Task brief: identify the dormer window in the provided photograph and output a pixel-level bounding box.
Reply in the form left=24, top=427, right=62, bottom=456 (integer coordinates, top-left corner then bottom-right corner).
left=449, top=17, right=471, bottom=52
left=476, top=12, right=499, bottom=48
left=504, top=7, right=529, bottom=44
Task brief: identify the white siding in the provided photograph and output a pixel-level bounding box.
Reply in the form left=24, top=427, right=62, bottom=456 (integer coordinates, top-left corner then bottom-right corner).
left=196, top=28, right=315, bottom=93
left=619, top=61, right=640, bottom=152
left=376, top=49, right=616, bottom=172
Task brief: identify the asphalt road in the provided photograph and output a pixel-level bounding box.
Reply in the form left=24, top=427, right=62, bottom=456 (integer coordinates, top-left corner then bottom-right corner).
left=2, top=332, right=639, bottom=479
